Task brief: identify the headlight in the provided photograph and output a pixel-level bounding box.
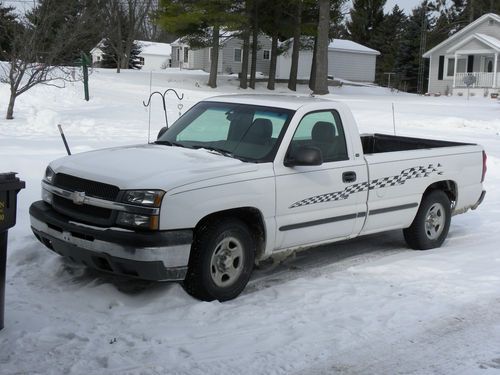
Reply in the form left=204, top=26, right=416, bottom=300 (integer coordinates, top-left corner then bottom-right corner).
left=122, top=190, right=164, bottom=207
left=44, top=166, right=55, bottom=184
left=116, top=212, right=159, bottom=230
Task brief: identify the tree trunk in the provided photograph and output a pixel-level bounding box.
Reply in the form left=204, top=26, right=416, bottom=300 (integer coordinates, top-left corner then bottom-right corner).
left=116, top=56, right=121, bottom=73
left=312, top=0, right=329, bottom=95
left=240, top=31, right=250, bottom=89
left=249, top=1, right=259, bottom=89
left=309, top=36, right=317, bottom=90
left=6, top=91, right=16, bottom=120
left=288, top=0, right=302, bottom=91
left=267, top=34, right=279, bottom=90
left=208, top=25, right=220, bottom=88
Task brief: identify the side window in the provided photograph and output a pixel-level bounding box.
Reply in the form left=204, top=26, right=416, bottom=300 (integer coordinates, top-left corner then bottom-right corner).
left=289, top=110, right=348, bottom=162
left=177, top=107, right=230, bottom=142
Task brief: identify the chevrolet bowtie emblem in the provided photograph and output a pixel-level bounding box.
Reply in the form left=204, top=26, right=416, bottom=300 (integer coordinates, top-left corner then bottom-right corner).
left=72, top=191, right=86, bottom=205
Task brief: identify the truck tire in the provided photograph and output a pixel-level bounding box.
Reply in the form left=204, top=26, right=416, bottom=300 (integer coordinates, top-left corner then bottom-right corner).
left=403, top=190, right=451, bottom=250
left=183, top=218, right=255, bottom=301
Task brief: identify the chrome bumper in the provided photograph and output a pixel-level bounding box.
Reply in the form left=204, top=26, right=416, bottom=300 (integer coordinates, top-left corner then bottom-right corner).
left=30, top=201, right=192, bottom=281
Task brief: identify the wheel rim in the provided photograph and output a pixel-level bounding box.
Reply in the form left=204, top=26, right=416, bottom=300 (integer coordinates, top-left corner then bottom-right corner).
left=424, top=202, right=446, bottom=240
left=209, top=236, right=244, bottom=287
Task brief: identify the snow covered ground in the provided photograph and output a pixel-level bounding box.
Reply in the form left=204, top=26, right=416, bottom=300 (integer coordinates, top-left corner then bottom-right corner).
left=0, top=68, right=499, bottom=375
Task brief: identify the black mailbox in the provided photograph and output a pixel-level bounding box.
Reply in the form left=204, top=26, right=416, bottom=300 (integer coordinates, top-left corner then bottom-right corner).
left=0, top=172, right=25, bottom=331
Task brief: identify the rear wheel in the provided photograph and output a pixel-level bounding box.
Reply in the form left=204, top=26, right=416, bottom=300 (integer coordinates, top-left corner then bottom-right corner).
left=403, top=190, right=451, bottom=250
left=183, top=218, right=255, bottom=301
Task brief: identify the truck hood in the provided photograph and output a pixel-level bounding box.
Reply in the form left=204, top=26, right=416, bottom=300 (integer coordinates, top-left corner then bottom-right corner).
left=50, top=144, right=258, bottom=191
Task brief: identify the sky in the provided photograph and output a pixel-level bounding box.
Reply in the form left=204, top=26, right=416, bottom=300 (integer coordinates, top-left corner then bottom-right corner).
left=384, top=0, right=423, bottom=13
left=6, top=0, right=427, bottom=16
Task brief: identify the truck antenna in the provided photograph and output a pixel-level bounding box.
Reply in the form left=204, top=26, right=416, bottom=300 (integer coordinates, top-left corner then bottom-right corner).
left=392, top=102, right=396, bottom=135
left=57, top=124, right=72, bottom=155
left=147, top=70, right=153, bottom=144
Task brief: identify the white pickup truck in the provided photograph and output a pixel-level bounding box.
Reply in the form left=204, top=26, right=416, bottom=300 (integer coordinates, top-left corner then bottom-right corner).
left=30, top=95, right=486, bottom=301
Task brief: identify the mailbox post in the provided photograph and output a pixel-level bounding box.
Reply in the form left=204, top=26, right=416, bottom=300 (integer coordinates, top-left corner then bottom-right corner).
left=0, top=172, right=25, bottom=331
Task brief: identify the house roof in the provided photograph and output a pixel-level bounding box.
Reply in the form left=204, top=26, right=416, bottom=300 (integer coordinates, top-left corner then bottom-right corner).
left=446, top=32, right=500, bottom=53
left=423, top=13, right=500, bottom=58
left=328, top=39, right=380, bottom=55
left=171, top=29, right=240, bottom=47
left=137, top=41, right=172, bottom=57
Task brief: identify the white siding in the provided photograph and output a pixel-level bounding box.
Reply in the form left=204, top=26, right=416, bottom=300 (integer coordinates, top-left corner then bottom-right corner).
left=276, top=49, right=378, bottom=82
left=140, top=54, right=170, bottom=70
left=329, top=51, right=377, bottom=82
left=426, top=15, right=500, bottom=93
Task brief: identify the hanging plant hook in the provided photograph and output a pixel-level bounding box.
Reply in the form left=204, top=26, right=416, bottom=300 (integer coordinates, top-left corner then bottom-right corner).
left=142, top=88, right=184, bottom=128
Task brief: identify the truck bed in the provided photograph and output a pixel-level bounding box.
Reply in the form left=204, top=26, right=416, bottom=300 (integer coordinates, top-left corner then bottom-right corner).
left=361, top=133, right=473, bottom=154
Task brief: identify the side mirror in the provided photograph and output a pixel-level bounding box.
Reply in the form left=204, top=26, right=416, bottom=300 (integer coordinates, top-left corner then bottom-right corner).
left=157, top=127, right=168, bottom=140
left=285, top=146, right=323, bottom=167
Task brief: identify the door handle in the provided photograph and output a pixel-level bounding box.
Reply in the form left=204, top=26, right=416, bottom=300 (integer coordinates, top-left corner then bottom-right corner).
left=342, top=171, right=357, bottom=183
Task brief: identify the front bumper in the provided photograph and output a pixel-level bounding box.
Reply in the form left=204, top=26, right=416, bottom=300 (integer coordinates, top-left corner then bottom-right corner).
left=30, top=201, right=193, bottom=281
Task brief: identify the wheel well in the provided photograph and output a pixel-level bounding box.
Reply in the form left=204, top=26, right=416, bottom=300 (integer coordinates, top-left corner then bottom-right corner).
left=423, top=180, right=457, bottom=207
left=195, top=207, right=266, bottom=259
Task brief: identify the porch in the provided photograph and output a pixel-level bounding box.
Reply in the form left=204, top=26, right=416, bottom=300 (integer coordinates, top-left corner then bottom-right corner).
left=447, top=33, right=500, bottom=90
left=454, top=71, right=500, bottom=88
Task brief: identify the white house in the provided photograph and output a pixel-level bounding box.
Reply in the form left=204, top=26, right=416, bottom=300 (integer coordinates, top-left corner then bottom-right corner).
left=137, top=41, right=172, bottom=70
left=423, top=13, right=500, bottom=95
left=90, top=40, right=172, bottom=70
left=276, top=39, right=380, bottom=82
left=171, top=32, right=272, bottom=75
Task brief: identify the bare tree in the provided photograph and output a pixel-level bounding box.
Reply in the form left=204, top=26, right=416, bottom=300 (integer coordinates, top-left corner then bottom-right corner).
left=288, top=0, right=303, bottom=91
left=312, top=0, right=329, bottom=95
left=0, top=4, right=89, bottom=120
left=102, top=0, right=153, bottom=73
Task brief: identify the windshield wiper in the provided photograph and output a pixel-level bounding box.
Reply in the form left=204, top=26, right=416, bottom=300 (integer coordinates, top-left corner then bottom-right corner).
left=193, top=145, right=234, bottom=158
left=154, top=140, right=188, bottom=148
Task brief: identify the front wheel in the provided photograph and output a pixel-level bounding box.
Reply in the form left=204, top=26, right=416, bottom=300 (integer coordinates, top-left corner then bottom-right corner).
left=183, top=218, right=255, bottom=301
left=403, top=190, right=451, bottom=250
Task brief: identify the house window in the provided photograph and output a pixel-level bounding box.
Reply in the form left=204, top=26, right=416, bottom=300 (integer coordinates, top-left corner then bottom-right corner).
left=234, top=48, right=242, bottom=62
left=263, top=50, right=270, bottom=60
left=446, top=57, right=466, bottom=77
left=487, top=60, right=493, bottom=73
left=208, top=47, right=212, bottom=63
left=183, top=48, right=189, bottom=63
left=138, top=57, right=145, bottom=66
left=446, top=58, right=455, bottom=77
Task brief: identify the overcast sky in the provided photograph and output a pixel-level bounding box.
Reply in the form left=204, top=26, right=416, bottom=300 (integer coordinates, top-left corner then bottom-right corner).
left=384, top=0, right=422, bottom=13
left=6, top=0, right=425, bottom=17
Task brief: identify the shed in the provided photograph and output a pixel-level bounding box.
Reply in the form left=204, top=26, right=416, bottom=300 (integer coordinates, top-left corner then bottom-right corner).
left=276, top=39, right=380, bottom=82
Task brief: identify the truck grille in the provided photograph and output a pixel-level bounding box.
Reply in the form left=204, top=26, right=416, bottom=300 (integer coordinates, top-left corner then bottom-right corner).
left=53, top=173, right=119, bottom=200
left=51, top=173, right=119, bottom=226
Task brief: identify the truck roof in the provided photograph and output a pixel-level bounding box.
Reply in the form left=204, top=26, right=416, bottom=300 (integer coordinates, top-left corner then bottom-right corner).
left=204, top=94, right=334, bottom=110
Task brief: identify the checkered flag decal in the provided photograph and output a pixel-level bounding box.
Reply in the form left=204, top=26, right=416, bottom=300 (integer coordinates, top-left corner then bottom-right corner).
left=289, top=164, right=442, bottom=209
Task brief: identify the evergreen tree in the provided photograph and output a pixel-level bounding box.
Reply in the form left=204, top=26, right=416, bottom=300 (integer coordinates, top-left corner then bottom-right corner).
left=396, top=2, right=430, bottom=93
left=346, top=0, right=386, bottom=49
left=0, top=2, right=19, bottom=60
left=158, top=0, right=239, bottom=88
left=101, top=39, right=142, bottom=69
left=372, top=5, right=407, bottom=85
left=25, top=0, right=103, bottom=65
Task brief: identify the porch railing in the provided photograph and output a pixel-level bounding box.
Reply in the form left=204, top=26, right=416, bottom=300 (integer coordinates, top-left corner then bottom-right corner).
left=454, top=72, right=498, bottom=88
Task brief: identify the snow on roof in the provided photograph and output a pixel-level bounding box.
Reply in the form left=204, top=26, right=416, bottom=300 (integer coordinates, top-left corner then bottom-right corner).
left=328, top=39, right=380, bottom=55
left=475, top=33, right=500, bottom=50
left=137, top=41, right=172, bottom=57
left=423, top=13, right=500, bottom=57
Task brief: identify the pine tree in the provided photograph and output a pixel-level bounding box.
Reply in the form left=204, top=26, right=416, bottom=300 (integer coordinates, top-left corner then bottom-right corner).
left=396, top=3, right=430, bottom=93
left=0, top=2, right=19, bottom=60
left=372, top=5, right=407, bottom=85
left=25, top=0, right=103, bottom=65
left=346, top=0, right=386, bottom=49
left=101, top=39, right=142, bottom=69
left=158, top=0, right=239, bottom=88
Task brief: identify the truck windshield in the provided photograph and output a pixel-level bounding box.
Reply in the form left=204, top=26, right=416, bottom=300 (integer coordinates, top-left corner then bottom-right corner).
left=156, top=101, right=294, bottom=162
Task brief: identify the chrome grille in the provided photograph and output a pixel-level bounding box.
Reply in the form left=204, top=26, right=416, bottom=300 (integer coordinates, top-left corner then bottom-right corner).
left=53, top=173, right=119, bottom=200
